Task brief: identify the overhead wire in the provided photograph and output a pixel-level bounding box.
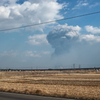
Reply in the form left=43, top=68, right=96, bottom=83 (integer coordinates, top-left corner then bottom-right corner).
left=0, top=11, right=100, bottom=32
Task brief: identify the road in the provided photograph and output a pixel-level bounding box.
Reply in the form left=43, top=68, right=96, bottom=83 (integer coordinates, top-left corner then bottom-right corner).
left=0, top=92, right=77, bottom=100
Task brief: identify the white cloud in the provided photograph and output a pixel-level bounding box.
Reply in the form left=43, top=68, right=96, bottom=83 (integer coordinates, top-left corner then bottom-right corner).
left=24, top=50, right=50, bottom=57
left=80, top=34, right=100, bottom=42
left=82, top=3, right=88, bottom=6
left=0, top=50, right=18, bottom=57
left=85, top=25, right=100, bottom=34
left=0, top=0, right=63, bottom=31
left=0, top=0, right=17, bottom=6
left=0, top=50, right=50, bottom=58
left=27, top=34, right=49, bottom=45
left=89, top=3, right=100, bottom=8
left=24, top=51, right=41, bottom=57
left=72, top=0, right=88, bottom=10
left=0, top=6, right=10, bottom=19
left=42, top=51, right=50, bottom=55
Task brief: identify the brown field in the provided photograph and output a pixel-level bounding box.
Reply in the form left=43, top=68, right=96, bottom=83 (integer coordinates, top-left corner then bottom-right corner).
left=0, top=70, right=100, bottom=100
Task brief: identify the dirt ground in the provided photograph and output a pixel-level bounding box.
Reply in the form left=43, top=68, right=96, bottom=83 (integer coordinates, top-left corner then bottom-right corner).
left=0, top=70, right=100, bottom=100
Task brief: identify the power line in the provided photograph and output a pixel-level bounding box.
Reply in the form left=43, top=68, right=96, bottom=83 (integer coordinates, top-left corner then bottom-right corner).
left=0, top=11, right=100, bottom=32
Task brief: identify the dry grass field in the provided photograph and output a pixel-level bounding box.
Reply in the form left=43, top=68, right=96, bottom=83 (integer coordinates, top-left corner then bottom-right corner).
left=0, top=70, right=100, bottom=100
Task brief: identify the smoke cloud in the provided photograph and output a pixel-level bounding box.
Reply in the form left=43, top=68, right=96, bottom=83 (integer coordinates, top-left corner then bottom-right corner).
left=47, top=24, right=100, bottom=67
left=47, top=24, right=81, bottom=55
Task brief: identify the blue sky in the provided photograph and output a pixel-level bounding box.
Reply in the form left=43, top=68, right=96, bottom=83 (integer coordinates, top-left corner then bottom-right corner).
left=0, top=0, right=100, bottom=69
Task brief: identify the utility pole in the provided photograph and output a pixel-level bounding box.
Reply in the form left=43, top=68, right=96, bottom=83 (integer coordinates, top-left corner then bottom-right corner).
left=79, top=64, right=81, bottom=69
left=73, top=64, right=75, bottom=69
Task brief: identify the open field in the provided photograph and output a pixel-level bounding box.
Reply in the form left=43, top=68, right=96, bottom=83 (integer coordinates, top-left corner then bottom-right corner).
left=0, top=70, right=100, bottom=100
